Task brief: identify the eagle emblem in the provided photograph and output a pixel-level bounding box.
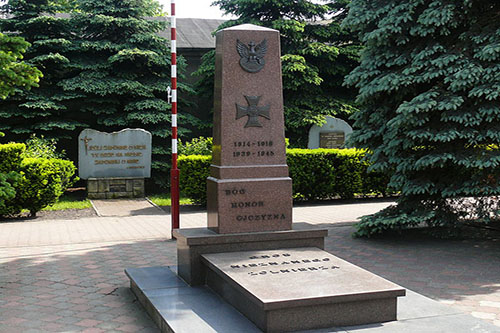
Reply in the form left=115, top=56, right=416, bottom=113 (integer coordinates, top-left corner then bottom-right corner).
left=236, top=39, right=267, bottom=73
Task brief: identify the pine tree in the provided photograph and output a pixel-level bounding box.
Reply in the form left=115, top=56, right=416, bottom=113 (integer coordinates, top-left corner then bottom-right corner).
left=344, top=0, right=500, bottom=236
left=194, top=0, right=360, bottom=146
left=0, top=0, right=78, bottom=141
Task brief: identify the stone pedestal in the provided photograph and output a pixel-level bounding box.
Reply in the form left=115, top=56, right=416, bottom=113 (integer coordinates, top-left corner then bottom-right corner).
left=173, top=223, right=327, bottom=286
left=207, top=177, right=292, bottom=234
left=87, top=177, right=144, bottom=199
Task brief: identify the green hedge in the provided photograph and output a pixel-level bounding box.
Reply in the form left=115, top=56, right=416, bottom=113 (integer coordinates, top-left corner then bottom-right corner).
left=178, top=149, right=390, bottom=204
left=178, top=155, right=211, bottom=205
left=0, top=143, right=77, bottom=216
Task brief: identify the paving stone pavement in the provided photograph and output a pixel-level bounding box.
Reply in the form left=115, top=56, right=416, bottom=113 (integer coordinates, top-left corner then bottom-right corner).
left=0, top=200, right=499, bottom=332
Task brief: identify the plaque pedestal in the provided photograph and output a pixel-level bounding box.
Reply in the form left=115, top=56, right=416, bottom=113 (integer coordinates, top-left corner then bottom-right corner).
left=207, top=176, right=292, bottom=234
left=87, top=177, right=145, bottom=199
left=173, top=223, right=327, bottom=286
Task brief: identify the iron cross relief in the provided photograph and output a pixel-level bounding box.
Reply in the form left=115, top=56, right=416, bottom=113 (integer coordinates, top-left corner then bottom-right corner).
left=236, top=95, right=271, bottom=128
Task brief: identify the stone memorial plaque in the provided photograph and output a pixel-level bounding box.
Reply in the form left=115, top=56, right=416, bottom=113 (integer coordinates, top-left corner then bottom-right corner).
left=207, top=24, right=292, bottom=234
left=308, top=116, right=352, bottom=149
left=320, top=131, right=345, bottom=148
left=202, top=247, right=406, bottom=331
left=78, top=128, right=152, bottom=179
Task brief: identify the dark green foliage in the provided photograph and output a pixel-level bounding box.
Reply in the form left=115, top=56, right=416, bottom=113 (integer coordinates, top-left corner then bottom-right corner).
left=344, top=0, right=500, bottom=236
left=0, top=33, right=42, bottom=99
left=0, top=0, right=199, bottom=189
left=0, top=0, right=80, bottom=141
left=178, top=149, right=389, bottom=204
left=0, top=142, right=77, bottom=216
left=178, top=155, right=211, bottom=205
left=194, top=0, right=360, bottom=146
left=61, top=0, right=196, bottom=188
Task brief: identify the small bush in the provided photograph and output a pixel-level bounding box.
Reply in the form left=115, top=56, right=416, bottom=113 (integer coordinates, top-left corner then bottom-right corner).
left=23, top=135, right=65, bottom=159
left=0, top=141, right=77, bottom=217
left=0, top=143, right=26, bottom=173
left=178, top=137, right=213, bottom=156
left=178, top=149, right=391, bottom=204
left=17, top=158, right=77, bottom=216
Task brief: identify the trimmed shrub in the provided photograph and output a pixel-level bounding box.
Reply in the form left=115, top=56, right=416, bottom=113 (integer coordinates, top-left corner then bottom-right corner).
left=0, top=142, right=77, bottom=217
left=17, top=158, right=77, bottom=216
left=178, top=149, right=390, bottom=204
left=178, top=155, right=211, bottom=204
left=0, top=143, right=25, bottom=173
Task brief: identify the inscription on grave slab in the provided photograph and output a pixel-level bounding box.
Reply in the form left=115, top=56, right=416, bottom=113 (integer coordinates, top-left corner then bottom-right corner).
left=202, top=247, right=406, bottom=305
left=78, top=128, right=151, bottom=179
left=202, top=247, right=406, bottom=332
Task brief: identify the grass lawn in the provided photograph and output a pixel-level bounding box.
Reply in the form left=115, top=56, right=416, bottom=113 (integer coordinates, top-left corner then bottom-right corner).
left=42, top=193, right=92, bottom=211
left=148, top=194, right=194, bottom=207
left=36, top=191, right=195, bottom=212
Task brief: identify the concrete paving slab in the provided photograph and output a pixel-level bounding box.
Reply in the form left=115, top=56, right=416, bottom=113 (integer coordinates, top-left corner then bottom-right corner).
left=91, top=198, right=165, bottom=216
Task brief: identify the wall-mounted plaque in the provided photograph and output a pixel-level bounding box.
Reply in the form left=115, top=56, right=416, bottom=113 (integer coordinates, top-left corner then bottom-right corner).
left=320, top=132, right=345, bottom=149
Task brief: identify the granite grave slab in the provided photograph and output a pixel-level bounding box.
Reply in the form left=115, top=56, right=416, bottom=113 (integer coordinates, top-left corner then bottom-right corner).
left=202, top=247, right=406, bottom=332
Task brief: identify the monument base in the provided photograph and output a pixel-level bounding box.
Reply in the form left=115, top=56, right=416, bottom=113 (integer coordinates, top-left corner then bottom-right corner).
left=202, top=248, right=406, bottom=332
left=207, top=176, right=293, bottom=234
left=126, top=266, right=497, bottom=333
left=173, top=223, right=327, bottom=286
left=87, top=177, right=144, bottom=199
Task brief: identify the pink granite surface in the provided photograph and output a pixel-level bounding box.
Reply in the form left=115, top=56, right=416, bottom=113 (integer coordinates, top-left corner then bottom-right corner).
left=208, top=24, right=293, bottom=234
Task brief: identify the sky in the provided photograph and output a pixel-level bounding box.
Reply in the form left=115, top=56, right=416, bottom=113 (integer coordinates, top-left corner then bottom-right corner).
left=158, top=0, right=235, bottom=19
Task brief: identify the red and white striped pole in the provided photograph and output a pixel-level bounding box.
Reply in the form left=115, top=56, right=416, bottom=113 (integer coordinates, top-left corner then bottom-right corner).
left=170, top=0, right=180, bottom=234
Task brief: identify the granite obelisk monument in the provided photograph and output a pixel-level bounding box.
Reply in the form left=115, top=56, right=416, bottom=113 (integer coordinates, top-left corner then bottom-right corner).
left=127, top=24, right=405, bottom=333
left=207, top=24, right=292, bottom=234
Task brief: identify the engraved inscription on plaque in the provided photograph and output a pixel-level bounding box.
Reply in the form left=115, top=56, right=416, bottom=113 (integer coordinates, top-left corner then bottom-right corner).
left=237, top=39, right=267, bottom=73
left=228, top=252, right=340, bottom=277
left=223, top=187, right=287, bottom=222
left=320, top=132, right=345, bottom=149
left=232, top=140, right=274, bottom=158
left=236, top=95, right=270, bottom=128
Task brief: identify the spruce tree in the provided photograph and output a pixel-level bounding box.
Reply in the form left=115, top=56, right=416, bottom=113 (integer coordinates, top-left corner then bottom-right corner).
left=0, top=33, right=42, bottom=99
left=194, top=0, right=360, bottom=146
left=344, top=0, right=500, bottom=236
left=0, top=0, right=78, bottom=141
left=62, top=0, right=195, bottom=188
